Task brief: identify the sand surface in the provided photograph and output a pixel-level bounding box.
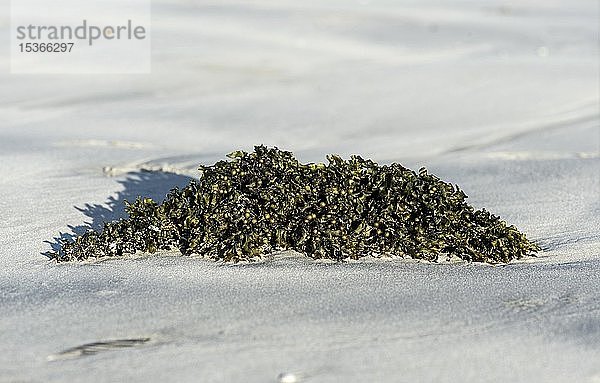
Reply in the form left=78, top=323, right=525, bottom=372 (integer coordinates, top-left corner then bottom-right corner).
left=0, top=0, right=599, bottom=382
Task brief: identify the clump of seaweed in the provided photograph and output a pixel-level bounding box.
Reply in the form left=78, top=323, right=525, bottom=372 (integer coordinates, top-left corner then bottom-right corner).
left=51, top=146, right=539, bottom=263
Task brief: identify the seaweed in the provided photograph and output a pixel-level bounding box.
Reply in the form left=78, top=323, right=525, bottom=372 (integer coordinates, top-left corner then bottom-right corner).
left=50, top=146, right=540, bottom=263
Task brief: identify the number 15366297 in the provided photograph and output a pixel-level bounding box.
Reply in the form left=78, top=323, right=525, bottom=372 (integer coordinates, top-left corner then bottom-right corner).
left=18, top=42, right=74, bottom=53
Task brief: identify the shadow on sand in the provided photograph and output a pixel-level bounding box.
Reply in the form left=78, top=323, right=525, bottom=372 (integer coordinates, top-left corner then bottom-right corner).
left=44, top=171, right=193, bottom=258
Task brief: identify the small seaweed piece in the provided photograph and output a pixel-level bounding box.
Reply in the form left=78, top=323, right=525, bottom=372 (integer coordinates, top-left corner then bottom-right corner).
left=50, top=146, right=540, bottom=263
left=47, top=338, right=151, bottom=361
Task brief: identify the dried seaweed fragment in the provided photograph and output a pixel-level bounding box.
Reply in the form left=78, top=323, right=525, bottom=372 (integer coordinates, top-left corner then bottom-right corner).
left=50, top=146, right=540, bottom=263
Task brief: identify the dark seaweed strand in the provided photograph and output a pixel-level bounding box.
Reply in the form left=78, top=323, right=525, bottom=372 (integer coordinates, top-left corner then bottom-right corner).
left=51, top=146, right=540, bottom=263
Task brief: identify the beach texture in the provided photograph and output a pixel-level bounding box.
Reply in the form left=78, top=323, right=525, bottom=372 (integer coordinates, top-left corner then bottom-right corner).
left=0, top=0, right=599, bottom=382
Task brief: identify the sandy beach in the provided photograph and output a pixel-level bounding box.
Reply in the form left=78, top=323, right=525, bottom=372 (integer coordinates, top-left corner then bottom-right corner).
left=1, top=1, right=599, bottom=382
